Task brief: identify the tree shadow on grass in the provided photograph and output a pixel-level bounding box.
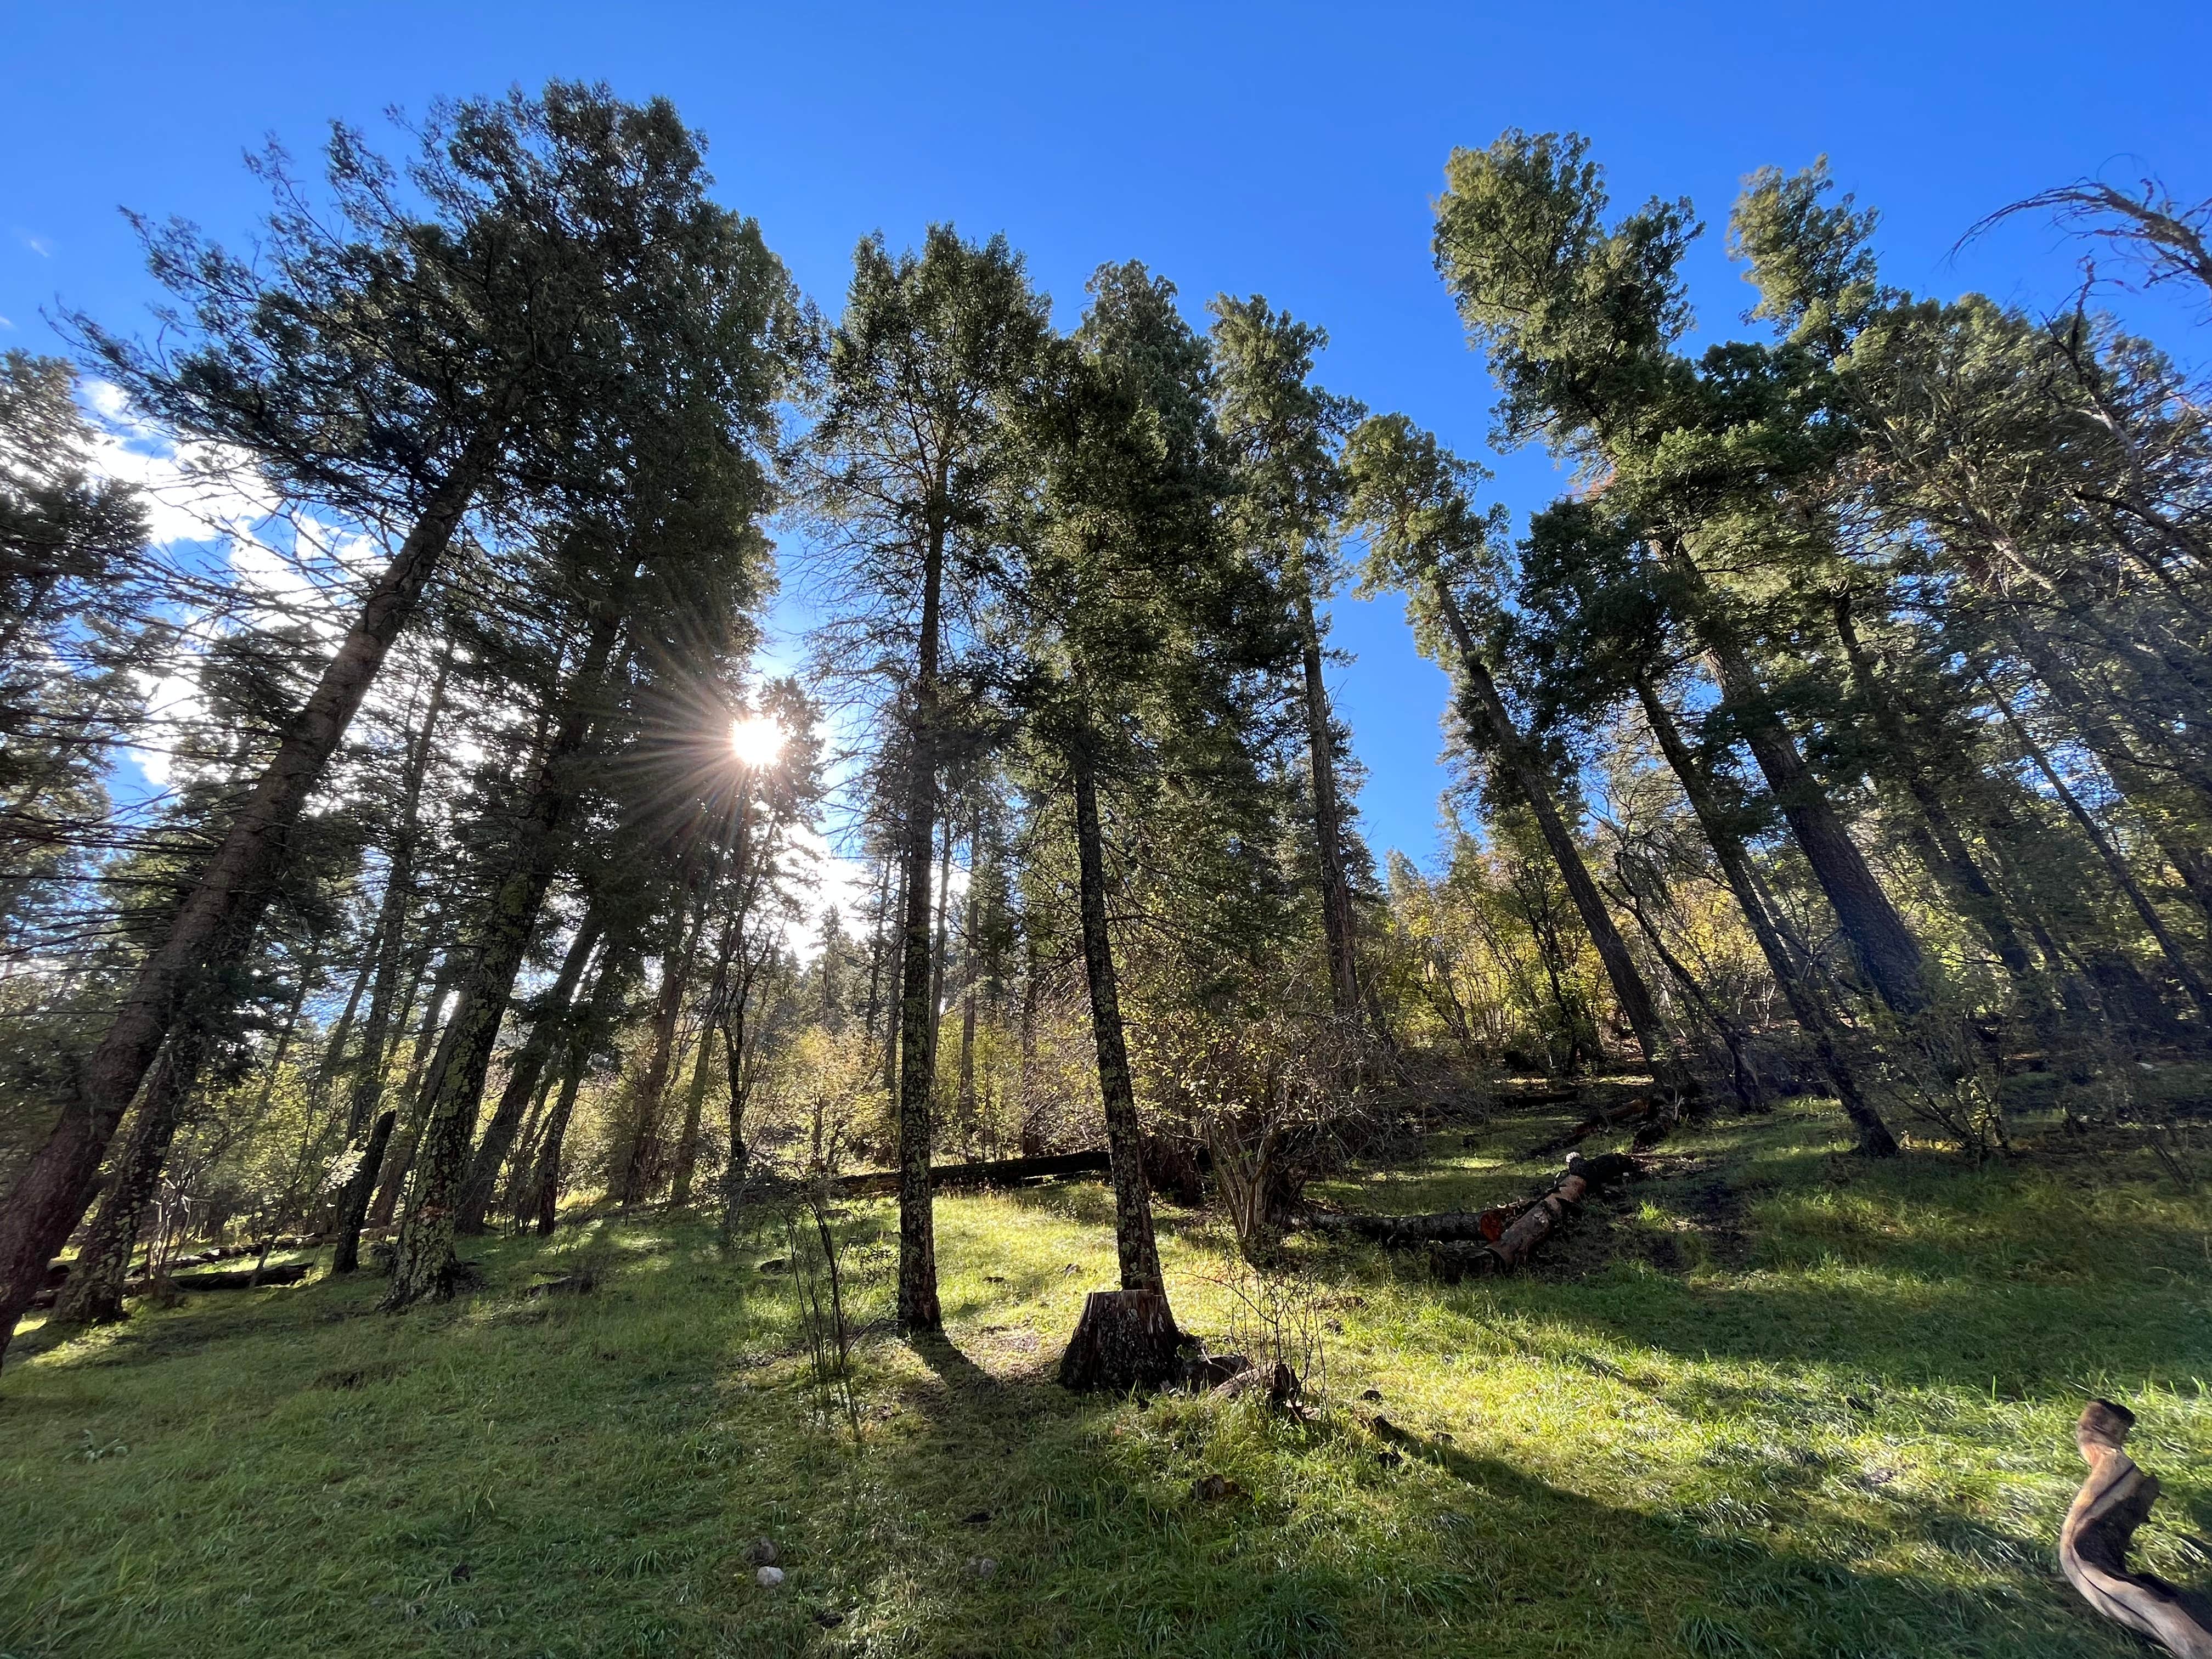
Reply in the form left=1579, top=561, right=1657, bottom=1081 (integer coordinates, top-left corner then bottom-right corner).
left=801, top=1357, right=2140, bottom=1659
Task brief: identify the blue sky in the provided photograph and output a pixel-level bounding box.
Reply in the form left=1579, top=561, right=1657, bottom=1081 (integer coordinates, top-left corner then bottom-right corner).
left=4, top=0, right=2205, bottom=865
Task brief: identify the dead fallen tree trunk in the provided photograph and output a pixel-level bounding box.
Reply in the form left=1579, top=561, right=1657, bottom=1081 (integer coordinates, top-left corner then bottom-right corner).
left=1304, top=1204, right=1523, bottom=1248
left=1306, top=1152, right=1639, bottom=1282
left=835, top=1148, right=1111, bottom=1199
left=32, top=1261, right=311, bottom=1310
left=2061, top=1399, right=2212, bottom=1657
left=1534, top=1096, right=1678, bottom=1155
left=43, top=1233, right=327, bottom=1291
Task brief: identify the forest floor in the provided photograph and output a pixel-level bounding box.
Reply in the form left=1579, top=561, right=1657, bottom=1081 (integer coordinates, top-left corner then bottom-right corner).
left=5, top=1078, right=2212, bottom=1658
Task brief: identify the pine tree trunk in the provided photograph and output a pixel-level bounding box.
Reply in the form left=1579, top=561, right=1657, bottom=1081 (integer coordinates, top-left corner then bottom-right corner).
left=329, top=1107, right=397, bottom=1274
left=1637, top=678, right=1899, bottom=1154
left=1432, top=578, right=1688, bottom=1092
left=1296, top=588, right=1362, bottom=1015
left=529, top=945, right=628, bottom=1237
left=49, top=1042, right=198, bottom=1325
left=955, top=804, right=981, bottom=1143
left=385, top=619, right=619, bottom=1308
left=672, top=911, right=737, bottom=1207
left=1071, top=748, right=1165, bottom=1296
left=1695, top=619, right=1929, bottom=1015
left=455, top=913, right=603, bottom=1234
left=366, top=955, right=464, bottom=1230
left=499, top=1068, right=560, bottom=1223
left=1058, top=1288, right=1183, bottom=1393
left=1831, top=595, right=2039, bottom=983
left=0, top=427, right=503, bottom=1366
left=1989, top=682, right=2212, bottom=1021
left=614, top=883, right=704, bottom=1204
left=346, top=645, right=454, bottom=1137
left=894, top=518, right=947, bottom=1334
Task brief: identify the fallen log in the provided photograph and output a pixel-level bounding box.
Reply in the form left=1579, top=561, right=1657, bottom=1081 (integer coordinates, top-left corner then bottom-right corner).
left=42, top=1233, right=328, bottom=1289
left=2061, top=1399, right=2212, bottom=1657
left=835, top=1148, right=1111, bottom=1199
left=1308, top=1152, right=1639, bottom=1282
left=1058, top=1289, right=1184, bottom=1393
left=1305, top=1204, right=1523, bottom=1248
left=32, top=1261, right=312, bottom=1310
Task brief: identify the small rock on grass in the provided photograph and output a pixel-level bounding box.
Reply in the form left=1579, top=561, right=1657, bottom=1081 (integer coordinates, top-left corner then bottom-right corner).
left=966, top=1556, right=997, bottom=1581
left=756, top=1566, right=786, bottom=1589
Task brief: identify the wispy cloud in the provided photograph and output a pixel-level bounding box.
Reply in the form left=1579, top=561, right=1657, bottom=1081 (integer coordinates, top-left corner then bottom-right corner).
left=0, top=315, right=13, bottom=330
left=16, top=230, right=53, bottom=258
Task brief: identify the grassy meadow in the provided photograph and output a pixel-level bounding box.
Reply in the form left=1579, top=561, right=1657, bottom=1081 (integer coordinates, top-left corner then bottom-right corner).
left=4, top=1092, right=2210, bottom=1658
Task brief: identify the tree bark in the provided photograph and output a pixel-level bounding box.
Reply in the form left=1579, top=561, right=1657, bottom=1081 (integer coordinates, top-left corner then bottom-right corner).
left=1832, top=593, right=2038, bottom=982
left=894, top=516, right=947, bottom=1334
left=455, top=913, right=603, bottom=1234
left=0, top=426, right=504, bottom=1366
left=48, top=1042, right=198, bottom=1325
left=529, top=944, right=628, bottom=1237
left=385, top=617, right=619, bottom=1308
left=345, top=645, right=454, bottom=1136
left=1637, top=677, right=1899, bottom=1155
left=671, top=910, right=737, bottom=1206
left=1057, top=1288, right=1183, bottom=1393
left=1295, top=588, right=1362, bottom=1016
left=1988, top=681, right=2212, bottom=1022
left=1071, top=747, right=1165, bottom=1295
left=366, top=953, right=463, bottom=1229
left=614, top=879, right=704, bottom=1204
left=1691, top=608, right=1930, bottom=1015
left=329, top=1107, right=396, bottom=1274
left=1431, top=578, right=1688, bottom=1093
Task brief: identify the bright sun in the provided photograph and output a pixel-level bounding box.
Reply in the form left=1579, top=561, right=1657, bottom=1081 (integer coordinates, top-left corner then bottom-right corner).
left=729, top=714, right=784, bottom=769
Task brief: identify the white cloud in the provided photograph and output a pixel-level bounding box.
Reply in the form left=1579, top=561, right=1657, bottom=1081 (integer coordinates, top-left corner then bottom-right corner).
left=0, top=315, right=13, bottom=330
left=21, top=232, right=53, bottom=258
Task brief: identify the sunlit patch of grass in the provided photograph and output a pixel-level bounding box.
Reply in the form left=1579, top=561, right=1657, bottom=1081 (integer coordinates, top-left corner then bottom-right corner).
left=3, top=1104, right=2207, bottom=1656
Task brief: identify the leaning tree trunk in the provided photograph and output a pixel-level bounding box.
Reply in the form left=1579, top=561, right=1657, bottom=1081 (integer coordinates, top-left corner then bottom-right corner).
left=1431, top=578, right=1690, bottom=1096
left=386, top=618, right=619, bottom=1309
left=1989, top=681, right=2212, bottom=1023
left=1295, top=585, right=1362, bottom=1017
left=2061, top=1399, right=2212, bottom=1657
left=613, top=883, right=704, bottom=1205
left=528, top=946, right=628, bottom=1237
left=670, top=909, right=737, bottom=1207
left=49, top=1042, right=198, bottom=1325
left=329, top=1107, right=397, bottom=1274
left=455, top=913, right=603, bottom=1234
left=0, top=422, right=505, bottom=1367
left=1678, top=565, right=1929, bottom=1016
left=346, top=642, right=455, bottom=1139
left=1832, top=593, right=2038, bottom=983
left=1637, top=678, right=1900, bottom=1155
left=1058, top=1288, right=1183, bottom=1393
left=366, top=953, right=465, bottom=1229
left=893, top=518, right=947, bottom=1334
left=1070, top=746, right=1165, bottom=1296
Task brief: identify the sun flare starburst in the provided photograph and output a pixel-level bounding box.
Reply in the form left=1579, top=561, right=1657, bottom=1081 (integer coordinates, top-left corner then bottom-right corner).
left=730, top=714, right=784, bottom=769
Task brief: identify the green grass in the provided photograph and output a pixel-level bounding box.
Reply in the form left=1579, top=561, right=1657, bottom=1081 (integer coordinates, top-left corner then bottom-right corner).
left=5, top=1101, right=2211, bottom=1657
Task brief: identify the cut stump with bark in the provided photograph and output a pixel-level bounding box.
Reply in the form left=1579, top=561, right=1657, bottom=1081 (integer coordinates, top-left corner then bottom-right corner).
left=2061, top=1399, right=2212, bottom=1657
left=1057, top=1289, right=1183, bottom=1393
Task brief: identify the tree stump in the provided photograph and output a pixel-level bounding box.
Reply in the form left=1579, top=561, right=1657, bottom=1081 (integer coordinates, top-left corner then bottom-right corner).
left=2061, top=1400, right=2212, bottom=1657
left=1057, top=1289, right=1183, bottom=1393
